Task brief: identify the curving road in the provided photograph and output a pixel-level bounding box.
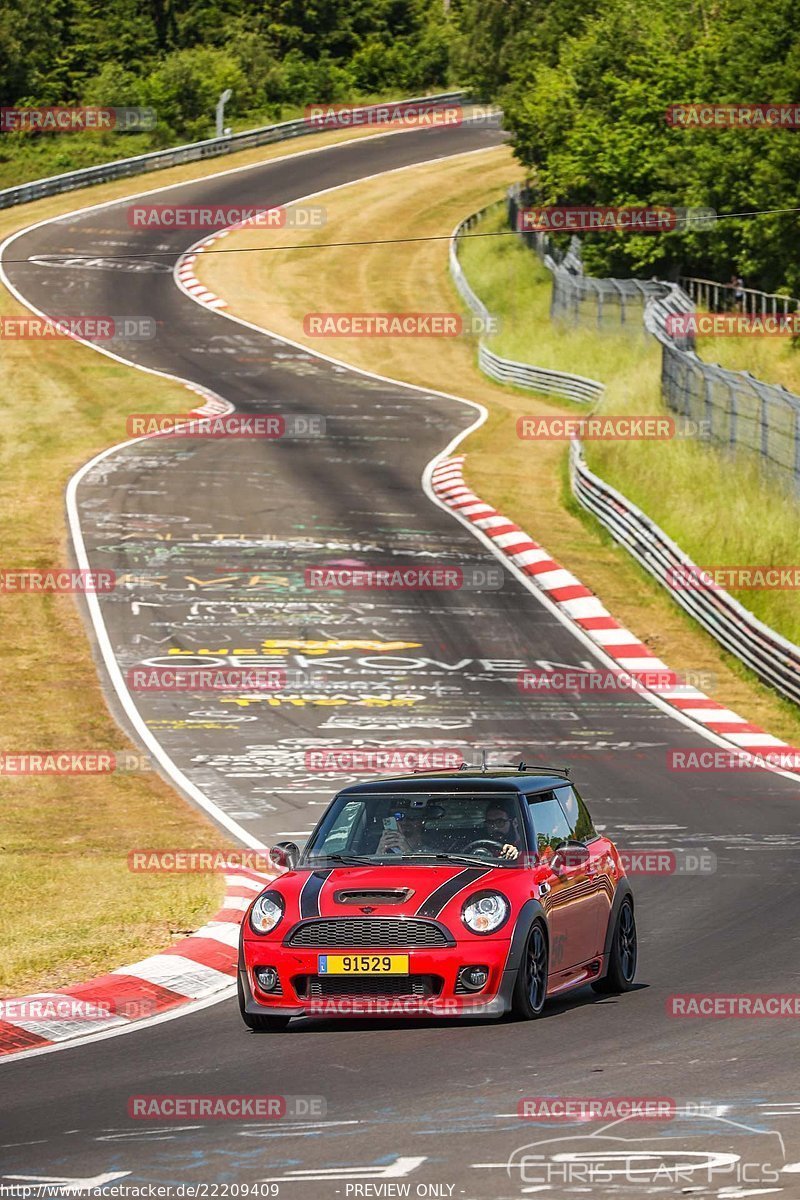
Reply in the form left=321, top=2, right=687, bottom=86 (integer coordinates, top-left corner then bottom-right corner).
left=1, top=120, right=799, bottom=1197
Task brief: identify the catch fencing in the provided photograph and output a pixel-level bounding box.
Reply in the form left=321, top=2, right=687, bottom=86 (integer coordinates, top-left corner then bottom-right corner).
left=506, top=184, right=668, bottom=329
left=645, top=287, right=800, bottom=488
left=570, top=441, right=800, bottom=705
left=507, top=185, right=800, bottom=490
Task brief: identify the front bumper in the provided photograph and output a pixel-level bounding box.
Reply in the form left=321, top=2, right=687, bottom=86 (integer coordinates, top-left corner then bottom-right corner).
left=240, top=938, right=515, bottom=1020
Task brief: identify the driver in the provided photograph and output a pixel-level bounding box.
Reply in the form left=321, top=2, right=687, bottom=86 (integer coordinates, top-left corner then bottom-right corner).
left=482, top=801, right=522, bottom=861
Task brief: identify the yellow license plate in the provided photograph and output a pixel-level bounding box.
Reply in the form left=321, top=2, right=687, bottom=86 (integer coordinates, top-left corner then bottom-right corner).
left=318, top=954, right=409, bottom=975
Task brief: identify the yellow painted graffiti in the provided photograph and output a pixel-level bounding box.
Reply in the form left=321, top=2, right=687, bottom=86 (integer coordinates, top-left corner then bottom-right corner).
left=166, top=639, right=422, bottom=657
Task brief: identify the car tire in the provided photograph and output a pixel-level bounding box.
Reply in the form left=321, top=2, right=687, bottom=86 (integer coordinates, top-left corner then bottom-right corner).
left=511, top=921, right=549, bottom=1019
left=592, top=898, right=637, bottom=994
left=238, top=974, right=291, bottom=1032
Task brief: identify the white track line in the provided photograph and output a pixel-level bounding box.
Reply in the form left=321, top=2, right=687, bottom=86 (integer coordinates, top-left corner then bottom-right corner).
left=173, top=148, right=800, bottom=785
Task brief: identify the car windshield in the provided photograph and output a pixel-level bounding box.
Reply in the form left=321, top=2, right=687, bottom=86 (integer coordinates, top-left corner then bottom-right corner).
left=304, top=792, right=528, bottom=866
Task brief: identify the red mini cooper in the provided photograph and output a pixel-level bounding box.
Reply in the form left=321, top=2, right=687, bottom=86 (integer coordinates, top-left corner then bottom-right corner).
left=238, top=766, right=636, bottom=1030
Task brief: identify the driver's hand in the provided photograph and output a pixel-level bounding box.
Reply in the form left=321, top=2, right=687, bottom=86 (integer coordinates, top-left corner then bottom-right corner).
left=499, top=843, right=519, bottom=860
left=378, top=831, right=410, bottom=854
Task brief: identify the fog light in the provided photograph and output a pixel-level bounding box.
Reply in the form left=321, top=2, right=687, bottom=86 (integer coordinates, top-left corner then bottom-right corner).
left=255, top=966, right=279, bottom=992
left=459, top=965, right=489, bottom=992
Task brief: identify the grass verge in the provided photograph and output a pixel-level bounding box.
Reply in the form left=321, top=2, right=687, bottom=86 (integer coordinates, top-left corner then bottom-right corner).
left=696, top=327, right=800, bottom=395
left=458, top=208, right=800, bottom=647
left=0, top=118, right=409, bottom=997
left=197, top=146, right=800, bottom=748
left=0, top=92, right=454, bottom=191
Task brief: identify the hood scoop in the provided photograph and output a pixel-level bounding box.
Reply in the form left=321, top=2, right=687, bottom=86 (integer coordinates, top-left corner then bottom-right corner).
left=333, top=888, right=414, bottom=906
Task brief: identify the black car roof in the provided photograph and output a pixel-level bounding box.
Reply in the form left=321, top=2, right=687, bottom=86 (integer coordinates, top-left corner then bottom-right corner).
left=336, top=768, right=570, bottom=797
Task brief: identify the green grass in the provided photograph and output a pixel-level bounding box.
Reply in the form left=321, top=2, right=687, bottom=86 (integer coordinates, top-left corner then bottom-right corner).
left=0, top=91, right=445, bottom=192
left=696, top=326, right=800, bottom=396
left=459, top=208, right=800, bottom=647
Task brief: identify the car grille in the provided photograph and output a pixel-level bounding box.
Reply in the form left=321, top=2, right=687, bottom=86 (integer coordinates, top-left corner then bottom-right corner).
left=295, top=974, right=442, bottom=998
left=286, top=917, right=450, bottom=948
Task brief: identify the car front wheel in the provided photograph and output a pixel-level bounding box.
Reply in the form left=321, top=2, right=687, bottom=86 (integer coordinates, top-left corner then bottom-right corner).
left=511, top=921, right=549, bottom=1019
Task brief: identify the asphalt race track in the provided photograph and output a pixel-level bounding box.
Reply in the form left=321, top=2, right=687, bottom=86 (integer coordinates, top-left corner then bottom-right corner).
left=2, top=120, right=800, bottom=1196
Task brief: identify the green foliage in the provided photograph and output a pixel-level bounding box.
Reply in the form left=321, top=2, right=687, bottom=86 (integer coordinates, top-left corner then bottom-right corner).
left=0, top=0, right=462, bottom=185
left=460, top=0, right=800, bottom=293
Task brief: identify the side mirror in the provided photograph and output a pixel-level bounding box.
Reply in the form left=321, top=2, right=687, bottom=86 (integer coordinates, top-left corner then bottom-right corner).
left=271, top=841, right=300, bottom=871
left=551, top=842, right=589, bottom=874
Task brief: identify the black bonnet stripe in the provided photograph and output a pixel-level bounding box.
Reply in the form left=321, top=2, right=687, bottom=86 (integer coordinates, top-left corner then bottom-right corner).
left=299, top=869, right=333, bottom=918
left=416, top=867, right=491, bottom=918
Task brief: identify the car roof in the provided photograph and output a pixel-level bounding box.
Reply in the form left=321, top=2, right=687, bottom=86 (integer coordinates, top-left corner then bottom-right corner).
left=335, top=768, right=571, bottom=798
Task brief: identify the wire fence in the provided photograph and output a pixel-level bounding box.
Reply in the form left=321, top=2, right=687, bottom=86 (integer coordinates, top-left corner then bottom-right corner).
left=507, top=185, right=668, bottom=329
left=508, top=185, right=800, bottom=491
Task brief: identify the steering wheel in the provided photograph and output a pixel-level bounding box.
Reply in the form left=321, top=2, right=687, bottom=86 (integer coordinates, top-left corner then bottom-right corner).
left=463, top=838, right=506, bottom=858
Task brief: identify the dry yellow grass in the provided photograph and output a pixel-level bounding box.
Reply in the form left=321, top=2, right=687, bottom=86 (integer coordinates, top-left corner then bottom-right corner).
left=197, top=146, right=800, bottom=747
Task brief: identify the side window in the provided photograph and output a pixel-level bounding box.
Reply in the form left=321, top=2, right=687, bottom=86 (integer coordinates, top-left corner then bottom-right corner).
left=556, top=786, right=597, bottom=843
left=527, top=792, right=572, bottom=858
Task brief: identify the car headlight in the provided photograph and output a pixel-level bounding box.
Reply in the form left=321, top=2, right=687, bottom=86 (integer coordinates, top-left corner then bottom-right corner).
left=249, top=890, right=285, bottom=935
left=461, top=891, right=510, bottom=934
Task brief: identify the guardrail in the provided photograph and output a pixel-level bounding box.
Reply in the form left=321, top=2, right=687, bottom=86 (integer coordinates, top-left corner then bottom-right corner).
left=0, top=92, right=467, bottom=211
left=449, top=207, right=604, bottom=403
left=570, top=439, right=800, bottom=705
left=478, top=343, right=604, bottom=402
